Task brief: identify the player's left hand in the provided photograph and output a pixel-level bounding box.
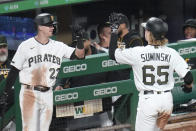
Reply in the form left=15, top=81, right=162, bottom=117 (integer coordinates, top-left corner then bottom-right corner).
left=71, top=24, right=84, bottom=39
left=181, top=83, right=193, bottom=93
left=72, top=24, right=85, bottom=49
left=91, top=42, right=101, bottom=50
left=55, top=86, right=63, bottom=91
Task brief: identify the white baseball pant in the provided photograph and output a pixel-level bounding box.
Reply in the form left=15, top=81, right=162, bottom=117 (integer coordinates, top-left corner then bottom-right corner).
left=19, top=85, right=53, bottom=131
left=135, top=91, right=173, bottom=131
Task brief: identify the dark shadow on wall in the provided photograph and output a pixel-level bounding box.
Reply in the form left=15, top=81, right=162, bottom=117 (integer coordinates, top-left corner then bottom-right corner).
left=72, top=0, right=196, bottom=43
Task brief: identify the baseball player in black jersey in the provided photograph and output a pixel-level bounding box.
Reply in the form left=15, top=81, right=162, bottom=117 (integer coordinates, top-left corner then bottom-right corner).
left=108, top=12, right=143, bottom=81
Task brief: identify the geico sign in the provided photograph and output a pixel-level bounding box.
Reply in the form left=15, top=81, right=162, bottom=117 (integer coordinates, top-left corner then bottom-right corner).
left=55, top=92, right=78, bottom=102
left=94, top=86, right=117, bottom=96
left=63, top=64, right=87, bottom=73
left=102, top=60, right=119, bottom=68
left=178, top=47, right=196, bottom=55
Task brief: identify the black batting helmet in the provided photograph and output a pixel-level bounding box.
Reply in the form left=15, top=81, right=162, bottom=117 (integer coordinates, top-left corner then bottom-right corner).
left=141, top=17, right=168, bottom=40
left=34, top=13, right=57, bottom=26
left=183, top=19, right=196, bottom=30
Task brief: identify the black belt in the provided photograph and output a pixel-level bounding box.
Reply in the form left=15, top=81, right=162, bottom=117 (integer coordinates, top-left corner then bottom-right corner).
left=23, top=84, right=50, bottom=92
left=144, top=90, right=170, bottom=95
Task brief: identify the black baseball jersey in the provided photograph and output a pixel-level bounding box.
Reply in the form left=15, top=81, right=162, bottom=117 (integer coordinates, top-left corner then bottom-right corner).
left=0, top=60, right=11, bottom=82
left=110, top=31, right=143, bottom=81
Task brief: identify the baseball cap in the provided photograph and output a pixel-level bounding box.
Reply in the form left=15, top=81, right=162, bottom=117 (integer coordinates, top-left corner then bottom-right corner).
left=0, top=35, right=8, bottom=46
left=118, top=13, right=129, bottom=25
left=34, top=13, right=57, bottom=26
left=183, top=19, right=196, bottom=30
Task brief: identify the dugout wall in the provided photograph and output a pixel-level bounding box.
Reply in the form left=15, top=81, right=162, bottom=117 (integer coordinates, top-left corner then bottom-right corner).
left=0, top=40, right=196, bottom=130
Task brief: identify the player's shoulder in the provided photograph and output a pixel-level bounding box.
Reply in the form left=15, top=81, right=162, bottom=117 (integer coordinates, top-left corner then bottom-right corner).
left=21, top=37, right=34, bottom=44
left=127, top=45, right=145, bottom=53
left=18, top=37, right=35, bottom=48
left=49, top=39, right=68, bottom=46
left=164, top=45, right=179, bottom=54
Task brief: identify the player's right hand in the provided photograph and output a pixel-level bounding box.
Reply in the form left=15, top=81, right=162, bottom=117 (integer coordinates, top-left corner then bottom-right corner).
left=55, top=86, right=64, bottom=91
left=71, top=24, right=84, bottom=39
left=109, top=12, right=120, bottom=34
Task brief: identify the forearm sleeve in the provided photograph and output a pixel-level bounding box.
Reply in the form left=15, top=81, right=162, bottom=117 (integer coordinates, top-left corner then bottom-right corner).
left=109, top=33, right=118, bottom=60
left=70, top=50, right=85, bottom=60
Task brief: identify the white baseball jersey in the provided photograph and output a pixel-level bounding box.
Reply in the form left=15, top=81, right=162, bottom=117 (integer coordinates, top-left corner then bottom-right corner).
left=115, top=45, right=189, bottom=91
left=11, top=37, right=75, bottom=87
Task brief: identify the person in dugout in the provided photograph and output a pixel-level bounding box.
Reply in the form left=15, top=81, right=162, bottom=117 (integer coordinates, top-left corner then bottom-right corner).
left=182, top=19, right=196, bottom=69
left=0, top=35, right=15, bottom=131
left=51, top=27, right=113, bottom=131
left=108, top=12, right=143, bottom=81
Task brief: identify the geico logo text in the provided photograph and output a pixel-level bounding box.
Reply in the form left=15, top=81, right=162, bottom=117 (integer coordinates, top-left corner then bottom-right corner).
left=63, top=64, right=87, bottom=73
left=178, top=47, right=196, bottom=55
left=55, top=92, right=78, bottom=101
left=102, top=60, right=119, bottom=68
left=94, top=86, right=117, bottom=96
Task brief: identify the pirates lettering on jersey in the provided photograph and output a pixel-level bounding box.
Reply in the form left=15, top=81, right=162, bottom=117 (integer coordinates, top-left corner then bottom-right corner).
left=141, top=53, right=171, bottom=62
left=28, top=54, right=61, bottom=67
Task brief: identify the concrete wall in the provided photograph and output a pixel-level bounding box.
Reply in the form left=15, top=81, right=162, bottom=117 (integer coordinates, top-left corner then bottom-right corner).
left=56, top=6, right=73, bottom=45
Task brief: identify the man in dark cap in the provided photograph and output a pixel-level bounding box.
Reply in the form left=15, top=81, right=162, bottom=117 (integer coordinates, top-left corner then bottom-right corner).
left=0, top=35, right=16, bottom=131
left=53, top=28, right=113, bottom=130
left=0, top=35, right=11, bottom=82
left=183, top=19, right=196, bottom=39
left=182, top=19, right=196, bottom=69
left=108, top=12, right=143, bottom=80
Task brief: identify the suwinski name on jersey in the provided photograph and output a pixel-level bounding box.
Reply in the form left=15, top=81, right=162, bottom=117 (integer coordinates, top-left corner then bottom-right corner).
left=28, top=54, right=61, bottom=67
left=141, top=53, right=171, bottom=62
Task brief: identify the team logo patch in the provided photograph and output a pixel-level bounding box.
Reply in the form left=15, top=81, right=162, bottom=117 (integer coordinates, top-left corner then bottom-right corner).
left=117, top=41, right=125, bottom=50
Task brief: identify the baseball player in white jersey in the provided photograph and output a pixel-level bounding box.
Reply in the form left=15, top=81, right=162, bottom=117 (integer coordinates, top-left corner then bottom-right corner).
left=2, top=13, right=85, bottom=131
left=109, top=17, right=194, bottom=131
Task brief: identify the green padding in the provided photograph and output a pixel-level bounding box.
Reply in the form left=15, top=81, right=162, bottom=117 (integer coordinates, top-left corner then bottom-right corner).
left=168, top=41, right=196, bottom=58
left=54, top=79, right=133, bottom=105
left=113, top=95, right=131, bottom=123
left=172, top=69, right=196, bottom=105
left=58, top=53, right=130, bottom=78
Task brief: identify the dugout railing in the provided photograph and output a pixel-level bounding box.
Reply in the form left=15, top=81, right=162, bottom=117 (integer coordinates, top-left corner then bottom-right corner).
left=0, top=41, right=196, bottom=131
